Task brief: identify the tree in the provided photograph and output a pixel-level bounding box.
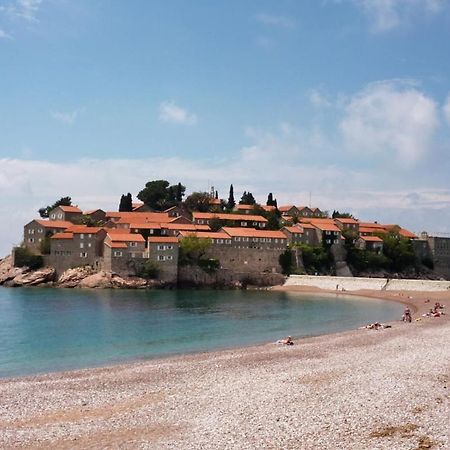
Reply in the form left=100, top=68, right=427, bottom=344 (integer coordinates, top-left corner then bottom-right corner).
left=227, top=184, right=235, bottom=210
left=184, top=192, right=211, bottom=212
left=137, top=180, right=185, bottom=211
left=38, top=196, right=72, bottom=218
left=266, top=192, right=278, bottom=207
left=118, top=193, right=133, bottom=212
left=332, top=210, right=354, bottom=219
left=279, top=249, right=294, bottom=275
left=176, top=182, right=185, bottom=202
left=179, top=235, right=212, bottom=263
left=240, top=191, right=256, bottom=205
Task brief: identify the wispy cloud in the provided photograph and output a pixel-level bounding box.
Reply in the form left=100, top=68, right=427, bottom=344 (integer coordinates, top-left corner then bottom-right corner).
left=158, top=101, right=198, bottom=125
left=309, top=89, right=332, bottom=108
left=51, top=108, right=83, bottom=125
left=0, top=28, right=13, bottom=39
left=255, top=13, right=297, bottom=29
left=339, top=0, right=447, bottom=32
left=0, top=0, right=43, bottom=23
left=444, top=93, right=450, bottom=125
left=339, top=80, right=439, bottom=166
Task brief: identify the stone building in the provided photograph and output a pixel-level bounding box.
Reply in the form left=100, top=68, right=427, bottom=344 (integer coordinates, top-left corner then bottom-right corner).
left=49, top=205, right=83, bottom=222
left=147, top=237, right=179, bottom=283
left=23, top=219, right=73, bottom=254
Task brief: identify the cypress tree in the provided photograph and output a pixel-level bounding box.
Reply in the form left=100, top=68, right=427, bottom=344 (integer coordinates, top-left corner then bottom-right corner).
left=227, top=184, right=235, bottom=210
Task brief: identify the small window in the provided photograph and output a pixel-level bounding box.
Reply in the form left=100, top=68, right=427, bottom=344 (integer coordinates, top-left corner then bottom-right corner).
left=241, top=222, right=247, bottom=227
left=57, top=213, right=63, bottom=219
left=158, top=245, right=165, bottom=250
left=167, top=245, right=173, bottom=250
left=80, top=234, right=84, bottom=239
left=28, top=238, right=34, bottom=243
left=80, top=243, right=84, bottom=249
left=88, top=243, right=92, bottom=248
left=167, top=255, right=173, bottom=260
left=50, top=214, right=56, bottom=219
left=88, top=234, right=92, bottom=238
left=113, top=251, right=122, bottom=257
left=130, top=242, right=137, bottom=247
left=158, top=255, right=165, bottom=261
left=80, top=252, right=88, bottom=258
left=38, top=228, right=43, bottom=233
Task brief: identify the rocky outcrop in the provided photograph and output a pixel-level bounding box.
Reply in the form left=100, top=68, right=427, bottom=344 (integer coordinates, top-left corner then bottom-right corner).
left=57, top=266, right=97, bottom=288
left=10, top=267, right=56, bottom=286
left=0, top=255, right=24, bottom=285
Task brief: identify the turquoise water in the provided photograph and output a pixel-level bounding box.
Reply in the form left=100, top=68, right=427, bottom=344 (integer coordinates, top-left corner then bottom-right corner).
left=0, top=287, right=402, bottom=378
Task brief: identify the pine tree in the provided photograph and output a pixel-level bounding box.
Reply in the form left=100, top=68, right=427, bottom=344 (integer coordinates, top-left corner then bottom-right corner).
left=227, top=184, right=235, bottom=210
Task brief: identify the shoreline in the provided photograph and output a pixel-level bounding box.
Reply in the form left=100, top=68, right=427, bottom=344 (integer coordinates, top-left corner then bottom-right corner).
left=1, top=286, right=449, bottom=449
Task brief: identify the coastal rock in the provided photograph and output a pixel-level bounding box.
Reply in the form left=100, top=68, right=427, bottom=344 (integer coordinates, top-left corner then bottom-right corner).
left=12, top=267, right=56, bottom=286
left=57, top=266, right=97, bottom=288
left=78, top=271, right=114, bottom=289
left=110, top=274, right=149, bottom=289
left=0, top=255, right=28, bottom=285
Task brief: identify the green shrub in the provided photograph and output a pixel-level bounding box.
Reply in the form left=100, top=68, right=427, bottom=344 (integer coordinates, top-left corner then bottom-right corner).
left=138, top=260, right=160, bottom=279
left=14, top=247, right=43, bottom=270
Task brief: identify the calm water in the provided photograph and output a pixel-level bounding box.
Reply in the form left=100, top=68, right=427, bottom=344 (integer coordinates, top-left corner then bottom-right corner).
left=0, top=287, right=403, bottom=378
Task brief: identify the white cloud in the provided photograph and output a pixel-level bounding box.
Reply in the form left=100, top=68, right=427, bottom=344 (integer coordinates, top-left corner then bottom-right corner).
left=309, top=89, right=332, bottom=108
left=51, top=108, right=83, bottom=125
left=339, top=80, right=439, bottom=166
left=0, top=0, right=43, bottom=23
left=158, top=101, right=198, bottom=125
left=255, top=13, right=296, bottom=29
left=343, top=0, right=447, bottom=32
left=0, top=28, right=13, bottom=39
left=443, top=94, right=450, bottom=125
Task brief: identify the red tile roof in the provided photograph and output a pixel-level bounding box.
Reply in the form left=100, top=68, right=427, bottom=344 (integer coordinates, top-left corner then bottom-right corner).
left=192, top=212, right=268, bottom=222
left=36, top=220, right=73, bottom=229
left=236, top=204, right=255, bottom=210
left=57, top=205, right=82, bottom=213
left=282, top=226, right=304, bottom=234
left=66, top=225, right=103, bottom=234
left=106, top=233, right=145, bottom=242
left=360, top=236, right=383, bottom=242
left=105, top=242, right=128, bottom=249
left=148, top=237, right=179, bottom=243
left=311, top=222, right=341, bottom=232
left=178, top=231, right=230, bottom=240
left=334, top=218, right=359, bottom=224
left=105, top=212, right=171, bottom=223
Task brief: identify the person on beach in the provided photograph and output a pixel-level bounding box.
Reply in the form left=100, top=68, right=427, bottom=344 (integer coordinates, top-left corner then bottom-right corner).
left=402, top=307, right=412, bottom=323
left=277, top=336, right=294, bottom=345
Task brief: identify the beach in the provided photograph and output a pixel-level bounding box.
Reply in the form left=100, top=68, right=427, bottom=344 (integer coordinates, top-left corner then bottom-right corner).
left=0, top=288, right=449, bottom=449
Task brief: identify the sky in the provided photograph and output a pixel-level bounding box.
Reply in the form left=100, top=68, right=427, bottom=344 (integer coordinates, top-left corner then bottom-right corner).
left=1, top=0, right=450, bottom=255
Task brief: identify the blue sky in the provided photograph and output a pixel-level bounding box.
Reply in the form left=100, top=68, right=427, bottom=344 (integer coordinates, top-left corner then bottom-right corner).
left=1, top=0, right=450, bottom=255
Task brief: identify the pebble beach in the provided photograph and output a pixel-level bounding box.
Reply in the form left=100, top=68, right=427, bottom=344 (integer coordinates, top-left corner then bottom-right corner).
left=0, top=288, right=449, bottom=449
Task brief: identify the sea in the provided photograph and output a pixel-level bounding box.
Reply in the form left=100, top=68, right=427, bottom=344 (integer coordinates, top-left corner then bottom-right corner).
left=0, top=287, right=403, bottom=378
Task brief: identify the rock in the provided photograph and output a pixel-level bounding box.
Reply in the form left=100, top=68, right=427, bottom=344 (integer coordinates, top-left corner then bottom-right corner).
left=111, top=274, right=149, bottom=289
left=0, top=255, right=28, bottom=285
left=78, top=271, right=114, bottom=289
left=11, top=267, right=56, bottom=286
left=57, top=266, right=97, bottom=288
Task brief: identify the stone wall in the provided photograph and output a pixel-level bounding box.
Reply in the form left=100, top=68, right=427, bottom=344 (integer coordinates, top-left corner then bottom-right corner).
left=285, top=274, right=450, bottom=291
left=178, top=265, right=285, bottom=287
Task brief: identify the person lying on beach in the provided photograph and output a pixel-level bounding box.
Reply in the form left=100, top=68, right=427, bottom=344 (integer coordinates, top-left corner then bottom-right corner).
left=277, top=336, right=294, bottom=345
left=402, top=307, right=412, bottom=322
left=360, top=322, right=391, bottom=330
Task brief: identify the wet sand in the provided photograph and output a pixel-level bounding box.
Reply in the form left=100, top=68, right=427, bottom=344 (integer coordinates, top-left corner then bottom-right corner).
left=0, top=288, right=449, bottom=449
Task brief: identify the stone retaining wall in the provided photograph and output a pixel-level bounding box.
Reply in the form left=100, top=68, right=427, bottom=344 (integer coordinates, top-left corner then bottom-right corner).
left=285, top=275, right=450, bottom=291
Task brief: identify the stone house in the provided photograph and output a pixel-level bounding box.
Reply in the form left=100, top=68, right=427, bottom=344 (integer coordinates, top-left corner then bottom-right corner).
left=308, top=221, right=342, bottom=247
left=83, top=209, right=106, bottom=223
left=356, top=236, right=384, bottom=253
left=103, top=232, right=146, bottom=274
left=49, top=205, right=83, bottom=222
left=23, top=219, right=73, bottom=254
left=280, top=226, right=304, bottom=246
left=147, top=237, right=179, bottom=283
left=49, top=226, right=107, bottom=274
left=334, top=218, right=359, bottom=233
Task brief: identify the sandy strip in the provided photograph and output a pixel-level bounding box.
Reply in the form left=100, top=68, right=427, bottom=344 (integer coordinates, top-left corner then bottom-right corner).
left=0, top=288, right=449, bottom=450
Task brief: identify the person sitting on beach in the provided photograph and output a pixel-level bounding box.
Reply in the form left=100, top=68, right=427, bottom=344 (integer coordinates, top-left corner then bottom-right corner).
left=402, top=307, right=412, bottom=323
left=434, top=302, right=444, bottom=310
left=277, top=336, right=294, bottom=345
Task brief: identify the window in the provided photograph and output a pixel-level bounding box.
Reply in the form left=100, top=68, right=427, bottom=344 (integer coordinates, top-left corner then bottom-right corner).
left=113, top=251, right=122, bottom=257
left=80, top=252, right=88, bottom=258
left=236, top=237, right=241, bottom=242
left=167, top=255, right=173, bottom=260
left=198, top=220, right=204, bottom=225
left=80, top=243, right=84, bottom=249
left=88, top=234, right=92, bottom=238
left=242, top=237, right=249, bottom=242
left=241, top=221, right=247, bottom=226
left=28, top=238, right=34, bottom=243
left=130, top=242, right=137, bottom=247
left=158, top=255, right=165, bottom=261
left=50, top=214, right=56, bottom=219
left=38, top=228, right=43, bottom=233
left=28, top=229, right=35, bottom=234
left=88, top=243, right=92, bottom=248
left=167, top=245, right=173, bottom=250
left=80, top=234, right=84, bottom=239
left=57, top=213, right=63, bottom=219
left=158, top=245, right=165, bottom=250
left=217, top=239, right=223, bottom=244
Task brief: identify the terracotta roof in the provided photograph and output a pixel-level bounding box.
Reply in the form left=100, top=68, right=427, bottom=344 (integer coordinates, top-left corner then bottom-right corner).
left=105, top=212, right=171, bottom=223
left=66, top=226, right=103, bottom=234
left=164, top=223, right=210, bottom=231
left=360, top=236, right=383, bottom=242
left=192, top=212, right=268, bottom=222
left=359, top=226, right=387, bottom=234
left=129, top=223, right=162, bottom=230
left=208, top=198, right=221, bottom=205
left=262, top=205, right=276, bottom=212
left=300, top=218, right=335, bottom=224
left=358, top=222, right=386, bottom=229
left=105, top=242, right=128, bottom=249
left=384, top=225, right=417, bottom=239
left=56, top=205, right=82, bottom=213
left=148, top=237, right=179, bottom=243
left=36, top=220, right=73, bottom=229
left=83, top=209, right=105, bottom=215
left=334, top=218, right=359, bottom=224
left=278, top=205, right=296, bottom=213
left=282, top=226, right=304, bottom=234
left=221, top=227, right=287, bottom=239
left=311, top=222, right=341, bottom=232
left=51, top=232, right=74, bottom=240
left=236, top=204, right=255, bottom=210
left=107, top=233, right=145, bottom=242
left=300, top=223, right=316, bottom=230
left=103, top=227, right=132, bottom=234
left=178, top=231, right=230, bottom=240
